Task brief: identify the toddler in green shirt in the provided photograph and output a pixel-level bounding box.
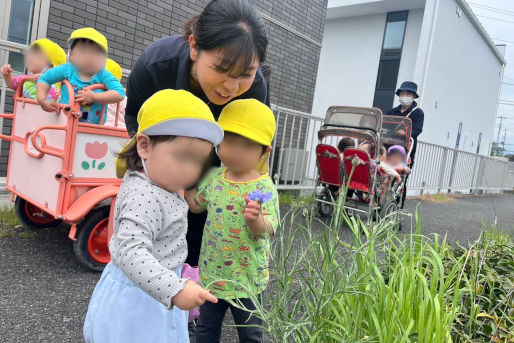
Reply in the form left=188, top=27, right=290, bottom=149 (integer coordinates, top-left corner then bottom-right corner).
left=187, top=99, right=279, bottom=342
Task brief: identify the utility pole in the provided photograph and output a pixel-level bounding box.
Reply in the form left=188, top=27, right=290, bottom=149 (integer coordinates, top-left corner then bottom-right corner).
left=497, top=116, right=506, bottom=144
left=502, top=128, right=508, bottom=151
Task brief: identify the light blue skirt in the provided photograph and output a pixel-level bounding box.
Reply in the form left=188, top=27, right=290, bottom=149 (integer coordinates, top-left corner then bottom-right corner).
left=84, top=262, right=189, bottom=343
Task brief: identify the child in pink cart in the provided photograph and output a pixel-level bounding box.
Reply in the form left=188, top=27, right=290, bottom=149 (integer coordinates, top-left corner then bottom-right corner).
left=1, top=39, right=65, bottom=101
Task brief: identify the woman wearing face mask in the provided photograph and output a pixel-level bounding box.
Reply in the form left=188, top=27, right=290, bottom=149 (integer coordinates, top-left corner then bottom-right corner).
left=386, top=81, right=424, bottom=166
left=386, top=81, right=424, bottom=208
left=125, top=0, right=269, bottom=272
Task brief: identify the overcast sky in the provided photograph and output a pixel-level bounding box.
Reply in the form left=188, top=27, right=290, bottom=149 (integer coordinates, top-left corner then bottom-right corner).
left=466, top=0, right=514, bottom=153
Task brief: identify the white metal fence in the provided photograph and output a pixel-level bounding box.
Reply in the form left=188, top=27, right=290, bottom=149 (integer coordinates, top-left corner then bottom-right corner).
left=269, top=105, right=514, bottom=194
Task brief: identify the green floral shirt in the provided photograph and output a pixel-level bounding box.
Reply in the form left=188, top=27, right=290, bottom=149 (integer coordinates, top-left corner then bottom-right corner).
left=197, top=167, right=279, bottom=299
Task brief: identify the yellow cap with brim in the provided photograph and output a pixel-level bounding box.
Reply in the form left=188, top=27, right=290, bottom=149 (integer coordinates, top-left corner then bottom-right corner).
left=218, top=99, right=276, bottom=173
left=31, top=38, right=66, bottom=67
left=67, top=27, right=108, bottom=53
left=105, top=58, right=122, bottom=81
left=115, top=89, right=224, bottom=178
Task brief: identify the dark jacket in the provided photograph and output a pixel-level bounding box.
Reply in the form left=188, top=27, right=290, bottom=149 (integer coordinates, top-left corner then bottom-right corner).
left=125, top=35, right=268, bottom=136
left=386, top=101, right=424, bottom=161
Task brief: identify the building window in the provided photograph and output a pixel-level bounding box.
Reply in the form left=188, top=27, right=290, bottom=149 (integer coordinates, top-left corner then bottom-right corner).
left=373, top=11, right=408, bottom=112
left=7, top=0, right=36, bottom=72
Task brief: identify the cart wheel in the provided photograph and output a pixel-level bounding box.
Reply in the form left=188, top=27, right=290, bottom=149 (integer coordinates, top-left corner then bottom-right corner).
left=318, top=189, right=335, bottom=218
left=15, top=197, right=61, bottom=230
left=380, top=199, right=401, bottom=229
left=73, top=207, right=111, bottom=272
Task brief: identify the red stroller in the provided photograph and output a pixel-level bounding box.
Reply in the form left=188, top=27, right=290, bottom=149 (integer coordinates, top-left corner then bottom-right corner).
left=314, top=106, right=412, bottom=226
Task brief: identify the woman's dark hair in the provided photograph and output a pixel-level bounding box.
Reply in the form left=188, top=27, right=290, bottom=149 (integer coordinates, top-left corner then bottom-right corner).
left=183, top=0, right=268, bottom=77
left=116, top=136, right=176, bottom=173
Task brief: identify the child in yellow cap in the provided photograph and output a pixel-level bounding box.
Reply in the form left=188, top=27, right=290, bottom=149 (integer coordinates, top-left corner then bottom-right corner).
left=1, top=38, right=65, bottom=101
left=104, top=58, right=128, bottom=128
left=186, top=99, right=279, bottom=342
left=84, top=89, right=222, bottom=343
left=37, top=27, right=125, bottom=125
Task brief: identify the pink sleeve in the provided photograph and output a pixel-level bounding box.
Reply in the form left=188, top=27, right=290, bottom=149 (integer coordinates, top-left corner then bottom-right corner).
left=11, top=75, right=24, bottom=91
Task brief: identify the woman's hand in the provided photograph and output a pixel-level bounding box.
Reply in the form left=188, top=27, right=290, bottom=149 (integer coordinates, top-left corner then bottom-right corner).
left=396, top=129, right=406, bottom=136
left=172, top=280, right=217, bottom=311
left=185, top=189, right=205, bottom=213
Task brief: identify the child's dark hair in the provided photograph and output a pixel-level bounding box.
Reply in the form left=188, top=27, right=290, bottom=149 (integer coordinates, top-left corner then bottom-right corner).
left=337, top=137, right=354, bottom=153
left=183, top=0, right=268, bottom=77
left=224, top=131, right=268, bottom=155
left=117, top=136, right=176, bottom=172
left=70, top=38, right=105, bottom=53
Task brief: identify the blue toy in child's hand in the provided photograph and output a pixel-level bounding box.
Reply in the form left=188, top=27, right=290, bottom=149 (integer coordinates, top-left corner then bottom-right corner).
left=248, top=190, right=273, bottom=203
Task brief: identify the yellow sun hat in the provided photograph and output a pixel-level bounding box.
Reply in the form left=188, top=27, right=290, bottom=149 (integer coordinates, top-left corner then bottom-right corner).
left=67, top=27, right=108, bottom=53
left=218, top=99, right=276, bottom=173
left=31, top=38, right=66, bottom=67
left=115, top=89, right=224, bottom=178
left=105, top=58, right=122, bottom=81
left=218, top=99, right=276, bottom=146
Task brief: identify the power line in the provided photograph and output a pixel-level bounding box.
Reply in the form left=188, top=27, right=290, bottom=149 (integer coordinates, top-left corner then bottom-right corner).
left=492, top=37, right=514, bottom=44
left=476, top=14, right=514, bottom=24
left=469, top=3, right=514, bottom=16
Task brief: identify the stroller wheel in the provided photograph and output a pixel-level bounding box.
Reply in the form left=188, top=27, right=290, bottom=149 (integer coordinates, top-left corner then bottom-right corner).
left=318, top=191, right=335, bottom=218
left=380, top=199, right=401, bottom=229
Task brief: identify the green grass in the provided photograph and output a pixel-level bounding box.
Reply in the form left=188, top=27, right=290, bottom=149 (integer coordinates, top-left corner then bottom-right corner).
left=0, top=205, right=37, bottom=239
left=278, top=191, right=314, bottom=205
left=227, top=189, right=513, bottom=342
left=0, top=206, right=21, bottom=228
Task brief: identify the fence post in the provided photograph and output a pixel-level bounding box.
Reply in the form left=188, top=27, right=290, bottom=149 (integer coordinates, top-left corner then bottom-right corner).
left=437, top=148, right=448, bottom=193
left=500, top=162, right=508, bottom=195
left=447, top=150, right=459, bottom=193
left=470, top=154, right=479, bottom=194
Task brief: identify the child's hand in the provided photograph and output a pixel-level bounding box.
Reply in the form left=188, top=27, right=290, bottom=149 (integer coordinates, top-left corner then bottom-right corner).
left=243, top=196, right=262, bottom=224
left=33, top=73, right=41, bottom=80
left=1, top=64, right=13, bottom=76
left=76, top=88, right=96, bottom=105
left=172, top=280, right=217, bottom=311
left=40, top=99, right=59, bottom=112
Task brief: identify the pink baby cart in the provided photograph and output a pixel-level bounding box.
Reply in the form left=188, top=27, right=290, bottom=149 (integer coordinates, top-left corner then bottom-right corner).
left=0, top=76, right=128, bottom=271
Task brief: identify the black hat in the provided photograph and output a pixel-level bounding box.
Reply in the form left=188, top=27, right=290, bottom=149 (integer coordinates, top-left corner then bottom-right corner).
left=396, top=81, right=419, bottom=98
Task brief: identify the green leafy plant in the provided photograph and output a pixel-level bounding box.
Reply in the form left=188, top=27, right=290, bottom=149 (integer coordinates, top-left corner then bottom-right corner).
left=449, top=228, right=514, bottom=343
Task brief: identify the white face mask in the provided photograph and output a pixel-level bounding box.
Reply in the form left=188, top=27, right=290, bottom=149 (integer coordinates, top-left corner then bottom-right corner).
left=399, top=96, right=413, bottom=107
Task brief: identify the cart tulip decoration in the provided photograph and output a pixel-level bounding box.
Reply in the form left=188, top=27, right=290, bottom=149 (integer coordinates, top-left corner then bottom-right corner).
left=82, top=141, right=108, bottom=170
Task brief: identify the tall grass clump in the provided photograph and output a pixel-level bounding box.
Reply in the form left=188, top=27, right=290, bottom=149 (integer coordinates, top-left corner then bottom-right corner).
left=237, top=193, right=471, bottom=343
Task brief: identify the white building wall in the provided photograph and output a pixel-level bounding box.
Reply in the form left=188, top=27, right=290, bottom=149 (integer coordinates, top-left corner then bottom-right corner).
left=419, top=0, right=503, bottom=154
left=311, top=9, right=425, bottom=117
left=311, top=13, right=386, bottom=118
